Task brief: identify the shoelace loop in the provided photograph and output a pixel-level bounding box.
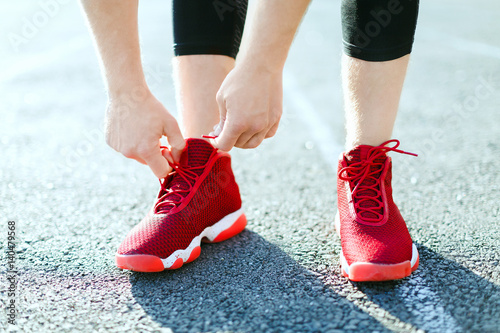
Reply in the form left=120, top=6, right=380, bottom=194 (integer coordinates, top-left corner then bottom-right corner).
left=153, top=147, right=217, bottom=214
left=338, top=139, right=417, bottom=223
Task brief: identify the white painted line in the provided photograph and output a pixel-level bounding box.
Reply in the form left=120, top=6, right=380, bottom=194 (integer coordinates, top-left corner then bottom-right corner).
left=0, top=34, right=90, bottom=84
left=284, top=70, right=459, bottom=332
left=396, top=276, right=460, bottom=333
left=352, top=298, right=420, bottom=332
left=283, top=71, right=344, bottom=171
left=418, top=27, right=500, bottom=59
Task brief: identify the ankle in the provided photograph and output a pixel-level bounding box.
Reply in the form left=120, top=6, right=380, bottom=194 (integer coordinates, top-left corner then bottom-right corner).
left=345, top=137, right=392, bottom=151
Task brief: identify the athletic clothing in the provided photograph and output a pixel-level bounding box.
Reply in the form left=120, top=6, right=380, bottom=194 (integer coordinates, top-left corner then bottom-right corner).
left=172, top=0, right=419, bottom=62
left=341, top=0, right=420, bottom=61
left=173, top=0, right=248, bottom=59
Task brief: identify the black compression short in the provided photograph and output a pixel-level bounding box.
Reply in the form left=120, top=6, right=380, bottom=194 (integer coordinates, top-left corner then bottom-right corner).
left=173, top=0, right=248, bottom=59
left=341, top=0, right=420, bottom=61
left=172, top=0, right=419, bottom=62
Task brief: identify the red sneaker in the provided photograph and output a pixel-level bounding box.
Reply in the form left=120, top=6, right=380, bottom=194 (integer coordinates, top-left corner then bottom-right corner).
left=116, top=138, right=246, bottom=272
left=336, top=140, right=419, bottom=281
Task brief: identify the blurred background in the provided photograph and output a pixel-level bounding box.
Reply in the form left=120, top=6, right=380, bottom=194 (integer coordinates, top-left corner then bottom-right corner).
left=1, top=1, right=499, bottom=332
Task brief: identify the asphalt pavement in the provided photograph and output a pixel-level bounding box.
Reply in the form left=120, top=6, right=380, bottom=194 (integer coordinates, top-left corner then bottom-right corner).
left=1, top=0, right=499, bottom=332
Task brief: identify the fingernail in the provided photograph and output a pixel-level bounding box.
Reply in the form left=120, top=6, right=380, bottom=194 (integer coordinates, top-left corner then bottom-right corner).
left=213, top=124, right=222, bottom=136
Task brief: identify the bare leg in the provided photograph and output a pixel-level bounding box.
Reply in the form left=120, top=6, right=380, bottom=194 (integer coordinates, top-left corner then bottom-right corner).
left=342, top=54, right=410, bottom=149
left=173, top=55, right=235, bottom=139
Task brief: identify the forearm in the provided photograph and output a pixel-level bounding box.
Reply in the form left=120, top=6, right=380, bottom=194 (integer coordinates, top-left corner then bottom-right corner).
left=80, top=0, right=146, bottom=97
left=238, top=0, right=311, bottom=72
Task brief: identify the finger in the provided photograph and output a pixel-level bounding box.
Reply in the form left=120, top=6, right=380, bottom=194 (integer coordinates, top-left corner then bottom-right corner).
left=212, top=121, right=242, bottom=152
left=234, top=119, right=269, bottom=148
left=211, top=89, right=228, bottom=144
left=122, top=151, right=147, bottom=165
left=131, top=156, right=147, bottom=165
left=203, top=121, right=223, bottom=139
left=163, top=115, right=186, bottom=163
left=212, top=122, right=223, bottom=137
left=265, top=122, right=279, bottom=138
left=143, top=152, right=171, bottom=179
left=233, top=130, right=256, bottom=148
left=241, top=130, right=267, bottom=149
left=216, top=88, right=227, bottom=124
left=161, top=147, right=174, bottom=164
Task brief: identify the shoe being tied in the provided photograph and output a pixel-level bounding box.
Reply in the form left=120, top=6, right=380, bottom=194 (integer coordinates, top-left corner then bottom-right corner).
left=116, top=138, right=246, bottom=272
left=336, top=139, right=419, bottom=281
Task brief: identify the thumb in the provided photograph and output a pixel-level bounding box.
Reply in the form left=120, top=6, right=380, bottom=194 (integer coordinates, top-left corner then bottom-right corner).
left=163, top=115, right=186, bottom=163
left=211, top=90, right=233, bottom=150
left=144, top=152, right=171, bottom=179
left=161, top=147, right=174, bottom=164
left=212, top=117, right=240, bottom=152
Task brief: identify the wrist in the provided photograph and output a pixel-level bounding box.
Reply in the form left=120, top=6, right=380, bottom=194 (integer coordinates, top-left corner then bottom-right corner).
left=105, top=56, right=148, bottom=100
left=107, top=80, right=152, bottom=104
left=236, top=54, right=284, bottom=75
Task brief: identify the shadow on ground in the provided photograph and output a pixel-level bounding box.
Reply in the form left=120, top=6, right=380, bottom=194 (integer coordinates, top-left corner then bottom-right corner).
left=354, top=244, right=500, bottom=332
left=132, top=233, right=500, bottom=333
left=131, top=230, right=387, bottom=332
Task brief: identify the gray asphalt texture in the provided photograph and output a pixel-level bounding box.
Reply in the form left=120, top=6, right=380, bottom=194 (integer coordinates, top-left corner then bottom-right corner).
left=1, top=0, right=499, bottom=332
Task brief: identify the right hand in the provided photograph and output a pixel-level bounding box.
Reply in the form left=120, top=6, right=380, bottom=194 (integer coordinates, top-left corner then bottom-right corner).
left=105, top=89, right=185, bottom=178
left=210, top=64, right=283, bottom=151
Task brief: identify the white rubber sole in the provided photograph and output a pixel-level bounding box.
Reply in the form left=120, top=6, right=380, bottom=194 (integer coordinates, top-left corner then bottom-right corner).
left=162, top=207, right=245, bottom=267
left=116, top=208, right=246, bottom=272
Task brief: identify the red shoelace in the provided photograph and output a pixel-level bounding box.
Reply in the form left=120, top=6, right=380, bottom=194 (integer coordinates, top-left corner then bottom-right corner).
left=153, top=151, right=216, bottom=214
left=338, top=139, right=417, bottom=223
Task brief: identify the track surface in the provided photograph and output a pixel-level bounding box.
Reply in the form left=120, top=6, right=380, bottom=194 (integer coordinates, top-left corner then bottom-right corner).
left=1, top=1, right=499, bottom=332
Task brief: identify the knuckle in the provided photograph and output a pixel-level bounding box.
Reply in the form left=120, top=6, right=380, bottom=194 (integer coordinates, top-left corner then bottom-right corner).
left=124, top=143, right=153, bottom=159
left=105, top=135, right=112, bottom=147
left=120, top=147, right=136, bottom=158
left=274, top=110, right=283, bottom=122
left=216, top=91, right=225, bottom=103
left=265, top=131, right=276, bottom=139
left=250, top=121, right=268, bottom=133
left=230, top=121, right=247, bottom=133
left=245, top=140, right=261, bottom=149
left=135, top=145, right=153, bottom=158
left=217, top=142, right=233, bottom=151
left=163, top=112, right=176, bottom=123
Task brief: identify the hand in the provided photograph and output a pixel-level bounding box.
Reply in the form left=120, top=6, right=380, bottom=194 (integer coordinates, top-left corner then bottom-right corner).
left=211, top=64, right=283, bottom=151
left=105, top=89, right=185, bottom=178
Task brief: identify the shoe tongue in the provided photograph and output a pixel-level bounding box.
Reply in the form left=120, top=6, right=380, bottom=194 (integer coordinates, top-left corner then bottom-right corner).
left=345, top=145, right=387, bottom=221
left=346, top=145, right=386, bottom=164
left=179, top=138, right=216, bottom=168
left=156, top=138, right=216, bottom=214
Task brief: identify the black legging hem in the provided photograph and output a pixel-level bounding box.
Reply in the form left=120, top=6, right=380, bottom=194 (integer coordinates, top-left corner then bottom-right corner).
left=174, top=43, right=240, bottom=59
left=342, top=40, right=414, bottom=62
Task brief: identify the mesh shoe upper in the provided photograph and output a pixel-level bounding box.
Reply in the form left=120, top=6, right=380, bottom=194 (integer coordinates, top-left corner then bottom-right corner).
left=337, top=140, right=416, bottom=265
left=117, top=138, right=242, bottom=259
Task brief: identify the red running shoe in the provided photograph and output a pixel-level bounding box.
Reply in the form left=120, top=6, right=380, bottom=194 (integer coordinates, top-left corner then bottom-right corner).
left=336, top=140, right=419, bottom=281
left=116, top=138, right=246, bottom=272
